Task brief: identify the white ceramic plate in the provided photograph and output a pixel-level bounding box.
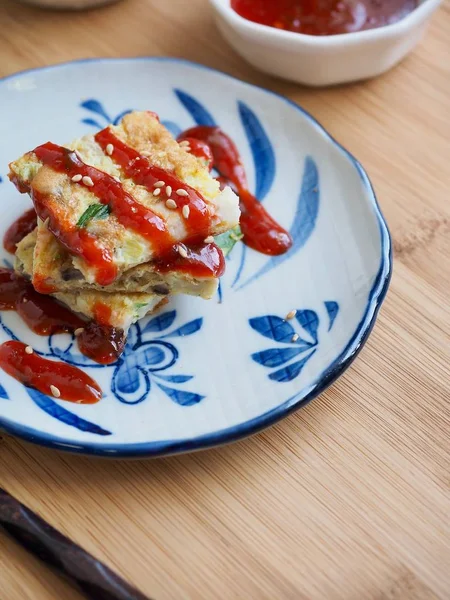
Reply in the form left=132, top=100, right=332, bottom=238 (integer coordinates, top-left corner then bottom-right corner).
left=0, top=58, right=391, bottom=457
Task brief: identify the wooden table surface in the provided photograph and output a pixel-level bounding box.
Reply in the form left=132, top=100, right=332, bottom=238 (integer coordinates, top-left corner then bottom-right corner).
left=0, top=1, right=449, bottom=599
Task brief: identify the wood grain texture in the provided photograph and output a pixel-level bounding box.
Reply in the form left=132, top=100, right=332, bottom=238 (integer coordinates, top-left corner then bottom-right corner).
left=0, top=0, right=449, bottom=598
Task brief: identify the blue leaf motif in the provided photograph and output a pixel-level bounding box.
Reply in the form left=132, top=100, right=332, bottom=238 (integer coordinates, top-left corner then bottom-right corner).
left=112, top=363, right=151, bottom=405
left=156, top=383, right=204, bottom=407
left=175, top=89, right=216, bottom=126
left=162, top=120, right=182, bottom=137
left=239, top=156, right=319, bottom=290
left=27, top=388, right=111, bottom=435
left=296, top=310, right=319, bottom=344
left=126, top=342, right=177, bottom=372
left=0, top=383, right=8, bottom=399
left=115, top=362, right=142, bottom=394
left=238, top=101, right=275, bottom=201
left=269, top=350, right=317, bottom=383
left=153, top=374, right=193, bottom=383
left=80, top=99, right=111, bottom=123
left=159, top=318, right=203, bottom=339
left=249, top=316, right=295, bottom=343
left=139, top=345, right=167, bottom=366
left=82, top=118, right=103, bottom=128
left=143, top=310, right=176, bottom=334
left=113, top=109, right=133, bottom=125
left=113, top=342, right=171, bottom=394
left=252, top=346, right=310, bottom=368
left=325, top=301, right=339, bottom=331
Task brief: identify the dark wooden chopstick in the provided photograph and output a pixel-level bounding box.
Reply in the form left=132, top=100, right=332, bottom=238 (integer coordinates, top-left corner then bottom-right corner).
left=0, top=487, right=152, bottom=600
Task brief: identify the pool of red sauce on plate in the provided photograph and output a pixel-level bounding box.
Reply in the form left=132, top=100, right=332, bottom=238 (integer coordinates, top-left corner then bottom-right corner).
left=231, top=0, right=418, bottom=35
left=3, top=208, right=37, bottom=254
left=0, top=341, right=101, bottom=404
left=0, top=267, right=84, bottom=335
left=1, top=116, right=292, bottom=399
left=0, top=267, right=125, bottom=398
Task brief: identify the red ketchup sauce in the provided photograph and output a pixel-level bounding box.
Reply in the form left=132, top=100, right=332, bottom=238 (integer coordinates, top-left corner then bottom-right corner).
left=0, top=268, right=84, bottom=335
left=29, top=136, right=223, bottom=283
left=180, top=138, right=214, bottom=170
left=78, top=322, right=126, bottom=366
left=178, top=127, right=293, bottom=256
left=231, top=0, right=418, bottom=36
left=3, top=208, right=37, bottom=254
left=75, top=302, right=126, bottom=365
left=154, top=242, right=225, bottom=278
left=0, top=341, right=101, bottom=404
left=0, top=266, right=125, bottom=380
left=95, top=129, right=214, bottom=241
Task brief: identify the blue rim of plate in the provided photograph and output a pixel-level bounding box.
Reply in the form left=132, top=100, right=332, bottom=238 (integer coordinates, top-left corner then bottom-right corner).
left=0, top=57, right=392, bottom=458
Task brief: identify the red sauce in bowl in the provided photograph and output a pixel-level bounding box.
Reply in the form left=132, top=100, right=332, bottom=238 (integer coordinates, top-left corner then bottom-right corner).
left=231, top=0, right=418, bottom=36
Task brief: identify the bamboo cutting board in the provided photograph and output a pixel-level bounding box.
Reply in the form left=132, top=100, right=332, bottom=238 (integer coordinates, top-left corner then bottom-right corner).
left=0, top=1, right=449, bottom=599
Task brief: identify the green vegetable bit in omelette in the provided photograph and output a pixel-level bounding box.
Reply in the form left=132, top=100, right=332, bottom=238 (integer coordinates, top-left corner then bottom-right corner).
left=214, top=225, right=243, bottom=257
left=77, top=203, right=112, bottom=228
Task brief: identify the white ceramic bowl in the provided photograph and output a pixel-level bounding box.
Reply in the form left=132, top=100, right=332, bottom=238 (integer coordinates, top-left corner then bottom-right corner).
left=209, top=0, right=442, bottom=86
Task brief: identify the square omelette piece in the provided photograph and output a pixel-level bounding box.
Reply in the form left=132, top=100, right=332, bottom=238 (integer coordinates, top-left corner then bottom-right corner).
left=9, top=111, right=240, bottom=287
left=15, top=228, right=165, bottom=331
left=17, top=221, right=219, bottom=299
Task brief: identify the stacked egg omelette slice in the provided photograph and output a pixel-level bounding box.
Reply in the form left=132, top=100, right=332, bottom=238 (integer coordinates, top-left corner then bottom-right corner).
left=8, top=111, right=240, bottom=334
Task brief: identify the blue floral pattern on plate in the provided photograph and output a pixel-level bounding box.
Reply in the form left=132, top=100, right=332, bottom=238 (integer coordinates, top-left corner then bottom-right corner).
left=0, top=299, right=204, bottom=434
left=250, top=303, right=339, bottom=383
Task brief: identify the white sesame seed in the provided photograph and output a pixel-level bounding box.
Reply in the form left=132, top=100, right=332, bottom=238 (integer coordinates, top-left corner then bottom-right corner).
left=154, top=181, right=165, bottom=188
left=153, top=188, right=161, bottom=197
left=141, top=150, right=151, bottom=157
left=285, top=309, right=297, bottom=320
left=166, top=185, right=172, bottom=197
left=50, top=385, right=61, bottom=398
left=291, top=333, right=299, bottom=343
left=180, top=140, right=190, bottom=149
left=71, top=174, right=82, bottom=182
left=82, top=176, right=94, bottom=187
left=131, top=207, right=137, bottom=213
left=177, top=245, right=188, bottom=259
left=204, top=236, right=214, bottom=244
left=25, top=346, right=33, bottom=355
left=176, top=189, right=189, bottom=197
left=166, top=199, right=177, bottom=209
left=74, top=328, right=84, bottom=337
left=105, top=143, right=114, bottom=156
left=182, top=205, right=190, bottom=219
left=23, top=298, right=28, bottom=303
